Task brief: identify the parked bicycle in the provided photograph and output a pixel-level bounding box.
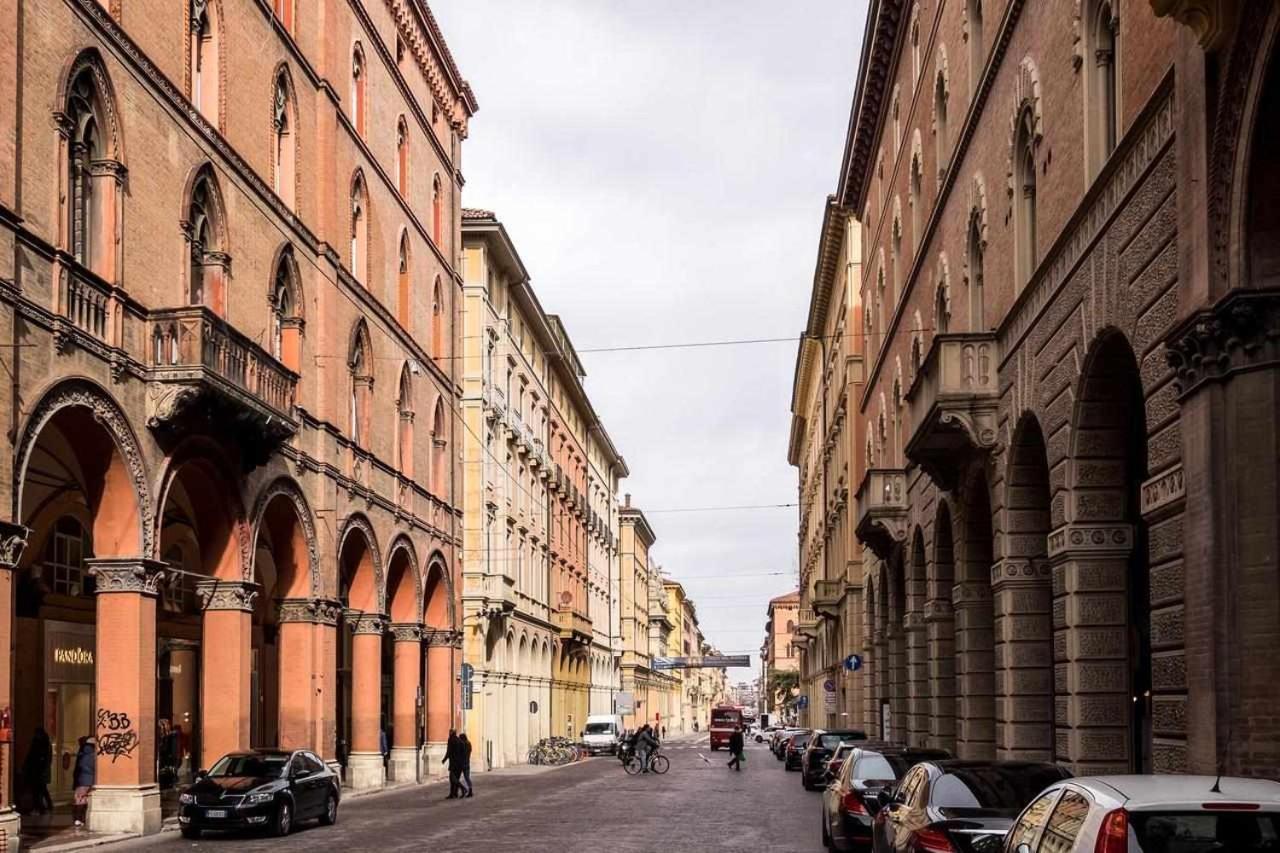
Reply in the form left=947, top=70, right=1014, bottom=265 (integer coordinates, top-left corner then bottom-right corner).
left=526, top=737, right=584, bottom=766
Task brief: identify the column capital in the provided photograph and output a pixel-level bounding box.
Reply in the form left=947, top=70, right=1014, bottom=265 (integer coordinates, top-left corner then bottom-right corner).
left=197, top=579, right=259, bottom=612
left=345, top=610, right=388, bottom=635
left=0, top=521, right=29, bottom=570
left=389, top=622, right=424, bottom=643
left=87, top=558, right=167, bottom=597
left=276, top=597, right=343, bottom=625
left=1047, top=523, right=1133, bottom=564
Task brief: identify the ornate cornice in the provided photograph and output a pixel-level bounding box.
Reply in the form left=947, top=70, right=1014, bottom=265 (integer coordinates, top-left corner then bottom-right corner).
left=837, top=0, right=908, bottom=209
left=276, top=597, right=342, bottom=625
left=1164, top=289, right=1280, bottom=398
left=197, top=579, right=259, bottom=612
left=423, top=628, right=459, bottom=647
left=87, top=558, right=166, bottom=597
left=991, top=558, right=1051, bottom=587
left=390, top=622, right=424, bottom=643
left=345, top=610, right=388, bottom=635
left=0, top=521, right=30, bottom=570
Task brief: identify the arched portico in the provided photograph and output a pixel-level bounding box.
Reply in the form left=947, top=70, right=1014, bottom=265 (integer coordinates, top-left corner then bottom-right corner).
left=336, top=515, right=385, bottom=789
left=422, top=553, right=455, bottom=776
left=384, top=535, right=422, bottom=782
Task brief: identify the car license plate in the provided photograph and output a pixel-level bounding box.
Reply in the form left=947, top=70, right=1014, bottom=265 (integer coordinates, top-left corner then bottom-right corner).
left=204, top=809, right=227, bottom=819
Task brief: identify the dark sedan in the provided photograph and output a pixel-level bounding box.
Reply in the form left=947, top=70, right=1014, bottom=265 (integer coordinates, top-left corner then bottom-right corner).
left=821, top=745, right=952, bottom=851
left=178, top=749, right=340, bottom=839
left=872, top=760, right=1071, bottom=853
left=802, top=729, right=868, bottom=790
left=785, top=732, right=813, bottom=771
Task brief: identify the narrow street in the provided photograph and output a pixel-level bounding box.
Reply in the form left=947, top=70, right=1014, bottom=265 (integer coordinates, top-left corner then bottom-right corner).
left=110, top=735, right=819, bottom=853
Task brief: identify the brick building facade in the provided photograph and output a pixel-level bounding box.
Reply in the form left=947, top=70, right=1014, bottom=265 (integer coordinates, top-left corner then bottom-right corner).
left=0, top=0, right=475, bottom=842
left=793, top=0, right=1280, bottom=778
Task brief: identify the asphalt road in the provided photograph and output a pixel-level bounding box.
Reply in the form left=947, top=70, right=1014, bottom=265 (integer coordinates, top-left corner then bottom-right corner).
left=112, top=734, right=822, bottom=852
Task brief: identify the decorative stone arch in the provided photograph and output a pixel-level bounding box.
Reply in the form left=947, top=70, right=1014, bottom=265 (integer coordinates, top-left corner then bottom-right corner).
left=933, top=43, right=951, bottom=128
left=1006, top=56, right=1044, bottom=201
left=348, top=167, right=373, bottom=286
left=934, top=253, right=953, bottom=334
left=422, top=549, right=457, bottom=630
left=180, top=162, right=230, bottom=247
left=910, top=128, right=925, bottom=177
left=267, top=242, right=305, bottom=321
left=337, top=511, right=384, bottom=613
left=269, top=61, right=300, bottom=208
left=383, top=532, right=422, bottom=621
left=909, top=311, right=925, bottom=380
left=965, top=173, right=991, bottom=258
left=56, top=47, right=126, bottom=162
left=14, top=377, right=154, bottom=558
left=185, top=0, right=228, bottom=130
left=248, top=475, right=320, bottom=598
left=928, top=495, right=958, bottom=752
left=152, top=434, right=251, bottom=580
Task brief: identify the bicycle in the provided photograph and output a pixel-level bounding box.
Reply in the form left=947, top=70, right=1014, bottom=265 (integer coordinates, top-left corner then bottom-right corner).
left=622, top=747, right=669, bottom=775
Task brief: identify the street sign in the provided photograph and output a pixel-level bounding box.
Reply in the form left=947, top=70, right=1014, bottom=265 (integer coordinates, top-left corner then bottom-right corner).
left=462, top=680, right=473, bottom=711
left=843, top=653, right=864, bottom=672
left=461, top=663, right=474, bottom=683
left=796, top=695, right=809, bottom=709
left=823, top=678, right=836, bottom=691
left=616, top=691, right=635, bottom=715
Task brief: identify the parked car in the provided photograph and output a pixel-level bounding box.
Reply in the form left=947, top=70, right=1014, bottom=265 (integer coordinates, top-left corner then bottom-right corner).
left=821, top=745, right=952, bottom=851
left=802, top=729, right=869, bottom=790
left=774, top=728, right=808, bottom=759
left=581, top=714, right=625, bottom=755
left=822, top=742, right=860, bottom=786
left=178, top=749, right=340, bottom=839
left=1003, top=774, right=1280, bottom=853
left=873, top=760, right=1071, bottom=853
left=785, top=732, right=813, bottom=771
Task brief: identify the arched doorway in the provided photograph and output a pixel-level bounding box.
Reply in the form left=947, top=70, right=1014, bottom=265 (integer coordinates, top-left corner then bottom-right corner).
left=422, top=556, right=454, bottom=775
left=336, top=517, right=383, bottom=789
left=906, top=529, right=929, bottom=747
left=929, top=501, right=958, bottom=752
left=384, top=539, right=420, bottom=782
left=1068, top=330, right=1150, bottom=773
left=956, top=468, right=996, bottom=759
left=1000, top=415, right=1055, bottom=760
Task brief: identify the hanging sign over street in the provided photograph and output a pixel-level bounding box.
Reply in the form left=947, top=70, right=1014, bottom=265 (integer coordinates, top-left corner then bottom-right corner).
left=653, top=655, right=751, bottom=670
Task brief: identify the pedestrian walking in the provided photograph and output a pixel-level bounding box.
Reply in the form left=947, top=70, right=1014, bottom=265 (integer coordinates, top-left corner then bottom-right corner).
left=444, top=730, right=462, bottom=799
left=727, top=726, right=745, bottom=771
left=22, top=728, right=53, bottom=814
left=458, top=733, right=473, bottom=798
left=72, top=736, right=96, bottom=827
left=379, top=726, right=390, bottom=770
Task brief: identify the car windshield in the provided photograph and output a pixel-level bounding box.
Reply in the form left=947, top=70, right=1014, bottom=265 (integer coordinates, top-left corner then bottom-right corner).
left=853, top=754, right=910, bottom=781
left=207, top=754, right=289, bottom=779
left=584, top=723, right=615, bottom=734
left=791, top=734, right=811, bottom=748
left=930, top=766, right=1069, bottom=815
left=1130, top=811, right=1280, bottom=853
left=816, top=732, right=864, bottom=750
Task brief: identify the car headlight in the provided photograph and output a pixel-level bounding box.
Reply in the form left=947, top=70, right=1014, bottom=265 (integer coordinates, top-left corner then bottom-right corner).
left=179, top=793, right=195, bottom=805
left=245, top=792, right=274, bottom=805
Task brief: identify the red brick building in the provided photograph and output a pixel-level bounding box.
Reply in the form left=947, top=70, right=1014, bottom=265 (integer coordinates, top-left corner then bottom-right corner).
left=794, top=0, right=1280, bottom=779
left=0, top=0, right=475, bottom=841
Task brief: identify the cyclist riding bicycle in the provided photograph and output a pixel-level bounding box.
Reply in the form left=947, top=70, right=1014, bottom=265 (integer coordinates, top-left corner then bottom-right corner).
left=633, top=724, right=659, bottom=773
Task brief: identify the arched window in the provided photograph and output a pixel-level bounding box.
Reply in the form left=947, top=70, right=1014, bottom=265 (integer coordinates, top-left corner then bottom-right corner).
left=892, top=87, right=901, bottom=152
left=43, top=516, right=93, bottom=597
left=348, top=323, right=372, bottom=446
left=431, top=397, right=447, bottom=495
left=397, top=233, right=411, bottom=329
left=273, top=72, right=295, bottom=209
left=431, top=175, right=443, bottom=245
left=876, top=264, right=887, bottom=340
left=431, top=276, right=444, bottom=360
left=910, top=12, right=921, bottom=89
left=1014, top=105, right=1038, bottom=289
left=396, top=116, right=409, bottom=196
left=1085, top=1, right=1119, bottom=177
left=396, top=364, right=414, bottom=477
left=935, top=281, right=950, bottom=334
left=967, top=0, right=984, bottom=98
left=64, top=62, right=123, bottom=283
left=187, top=170, right=228, bottom=315
left=190, top=0, right=220, bottom=124
left=270, top=247, right=302, bottom=372
left=350, top=173, right=368, bottom=285
left=891, top=205, right=903, bottom=308
left=967, top=210, right=985, bottom=331
left=934, top=68, right=950, bottom=182
left=351, top=44, right=366, bottom=137
left=909, top=152, right=923, bottom=253
left=272, top=0, right=294, bottom=32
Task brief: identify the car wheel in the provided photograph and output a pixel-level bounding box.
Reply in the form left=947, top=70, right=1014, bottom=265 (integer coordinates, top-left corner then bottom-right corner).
left=319, top=791, right=338, bottom=826
left=181, top=826, right=201, bottom=840
left=271, top=800, right=292, bottom=837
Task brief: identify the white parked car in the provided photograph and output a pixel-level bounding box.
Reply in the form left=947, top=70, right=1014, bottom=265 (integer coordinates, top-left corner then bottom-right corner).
left=1004, top=774, right=1280, bottom=853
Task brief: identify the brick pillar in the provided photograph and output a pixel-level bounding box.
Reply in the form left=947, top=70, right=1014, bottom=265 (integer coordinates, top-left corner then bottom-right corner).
left=0, top=523, right=28, bottom=851
left=86, top=559, right=165, bottom=835
left=953, top=581, right=995, bottom=759
left=197, top=580, right=257, bottom=767
left=992, top=560, right=1054, bottom=760
left=423, top=630, right=453, bottom=776
left=924, top=597, right=956, bottom=751
left=388, top=623, right=422, bottom=782
left=1049, top=523, right=1133, bottom=775
left=345, top=611, right=387, bottom=790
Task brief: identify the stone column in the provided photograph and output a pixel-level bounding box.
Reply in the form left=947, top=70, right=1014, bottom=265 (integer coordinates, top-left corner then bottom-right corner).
left=388, top=623, right=422, bottom=782
left=904, top=612, right=929, bottom=747
left=422, top=630, right=453, bottom=776
left=197, top=580, right=258, bottom=766
left=86, top=558, right=166, bottom=835
left=953, top=581, right=995, bottom=759
left=924, top=597, right=956, bottom=751
left=991, top=560, right=1054, bottom=760
left=1048, top=523, right=1133, bottom=774
left=345, top=611, right=387, bottom=790
left=275, top=599, right=341, bottom=755
left=0, top=522, right=27, bottom=852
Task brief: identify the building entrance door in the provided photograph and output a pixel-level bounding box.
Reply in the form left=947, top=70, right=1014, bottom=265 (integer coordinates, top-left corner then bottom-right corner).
left=47, top=683, right=92, bottom=802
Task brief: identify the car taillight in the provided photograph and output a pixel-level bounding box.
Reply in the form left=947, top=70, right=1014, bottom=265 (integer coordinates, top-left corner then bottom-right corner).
left=913, top=827, right=955, bottom=853
left=1094, top=808, right=1128, bottom=853
left=840, top=792, right=867, bottom=815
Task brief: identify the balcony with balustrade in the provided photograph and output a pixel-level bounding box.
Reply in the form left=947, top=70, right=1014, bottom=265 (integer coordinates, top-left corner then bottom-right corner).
left=146, top=306, right=298, bottom=447
left=554, top=605, right=593, bottom=646
left=905, top=333, right=1000, bottom=490
left=795, top=607, right=819, bottom=639
left=812, top=579, right=845, bottom=618
left=854, top=468, right=909, bottom=560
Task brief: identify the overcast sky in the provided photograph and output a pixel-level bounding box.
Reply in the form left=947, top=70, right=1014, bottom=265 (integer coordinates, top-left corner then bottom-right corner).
left=434, top=0, right=866, bottom=677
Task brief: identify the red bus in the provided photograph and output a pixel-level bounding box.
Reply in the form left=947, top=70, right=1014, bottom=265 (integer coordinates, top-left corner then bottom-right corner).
left=709, top=705, right=743, bottom=750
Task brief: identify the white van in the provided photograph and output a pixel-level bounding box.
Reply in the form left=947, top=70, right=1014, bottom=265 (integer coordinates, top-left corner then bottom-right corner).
left=581, top=714, right=624, bottom=755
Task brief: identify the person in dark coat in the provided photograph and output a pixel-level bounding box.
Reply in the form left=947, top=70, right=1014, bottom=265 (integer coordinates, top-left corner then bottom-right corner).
left=22, top=728, right=53, bottom=814
left=458, top=733, right=473, bottom=798
left=444, top=730, right=462, bottom=799
left=634, top=724, right=658, bottom=773
left=727, top=726, right=746, bottom=771
left=72, top=736, right=96, bottom=826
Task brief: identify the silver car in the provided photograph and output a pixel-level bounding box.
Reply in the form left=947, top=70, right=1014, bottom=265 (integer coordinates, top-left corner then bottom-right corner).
left=1004, top=774, right=1280, bottom=853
